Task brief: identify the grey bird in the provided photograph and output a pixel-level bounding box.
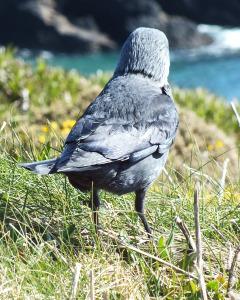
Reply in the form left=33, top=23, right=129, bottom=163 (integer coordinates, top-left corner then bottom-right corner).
left=20, top=27, right=179, bottom=235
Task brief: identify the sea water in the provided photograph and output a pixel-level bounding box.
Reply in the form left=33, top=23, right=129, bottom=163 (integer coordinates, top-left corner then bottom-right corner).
left=19, top=25, right=240, bottom=100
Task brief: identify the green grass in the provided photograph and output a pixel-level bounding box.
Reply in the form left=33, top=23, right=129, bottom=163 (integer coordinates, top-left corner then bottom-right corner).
left=0, top=48, right=239, bottom=298
left=0, top=138, right=239, bottom=299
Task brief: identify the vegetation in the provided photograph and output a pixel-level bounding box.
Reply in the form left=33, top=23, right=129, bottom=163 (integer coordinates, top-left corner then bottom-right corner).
left=0, top=49, right=239, bottom=136
left=0, top=48, right=239, bottom=299
left=174, top=87, right=240, bottom=138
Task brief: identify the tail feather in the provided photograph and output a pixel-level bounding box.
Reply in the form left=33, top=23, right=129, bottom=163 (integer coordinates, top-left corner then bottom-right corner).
left=19, top=158, right=57, bottom=175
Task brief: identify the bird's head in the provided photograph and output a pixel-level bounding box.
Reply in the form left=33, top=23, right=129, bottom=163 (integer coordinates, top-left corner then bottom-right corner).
left=114, top=27, right=170, bottom=86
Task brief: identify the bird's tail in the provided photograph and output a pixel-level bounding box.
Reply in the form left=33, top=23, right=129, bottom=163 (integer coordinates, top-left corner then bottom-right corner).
left=19, top=158, right=57, bottom=175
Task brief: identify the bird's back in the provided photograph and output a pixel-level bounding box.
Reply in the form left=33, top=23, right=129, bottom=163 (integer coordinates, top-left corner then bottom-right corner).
left=84, top=74, right=176, bottom=123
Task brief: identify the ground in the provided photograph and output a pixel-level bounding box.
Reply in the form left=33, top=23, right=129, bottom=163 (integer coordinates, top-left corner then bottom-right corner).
left=0, top=49, right=239, bottom=299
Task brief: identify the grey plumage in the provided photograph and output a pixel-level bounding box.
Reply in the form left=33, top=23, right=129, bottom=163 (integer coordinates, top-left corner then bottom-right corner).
left=20, top=27, right=179, bottom=235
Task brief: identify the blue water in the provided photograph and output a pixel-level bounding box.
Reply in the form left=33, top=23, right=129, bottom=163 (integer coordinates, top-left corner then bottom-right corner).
left=171, top=54, right=240, bottom=99
left=20, top=50, right=240, bottom=100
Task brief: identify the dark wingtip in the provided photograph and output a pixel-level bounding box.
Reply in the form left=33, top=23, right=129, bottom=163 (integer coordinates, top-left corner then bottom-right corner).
left=18, top=162, right=32, bottom=170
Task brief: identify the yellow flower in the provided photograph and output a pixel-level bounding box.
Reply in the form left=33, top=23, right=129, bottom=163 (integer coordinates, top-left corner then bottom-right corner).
left=69, top=120, right=76, bottom=127
left=207, top=144, right=214, bottom=151
left=61, top=128, right=70, bottom=136
left=41, top=125, right=49, bottom=133
left=50, top=121, right=58, bottom=130
left=62, top=119, right=75, bottom=129
left=215, top=139, right=224, bottom=149
left=38, top=134, right=46, bottom=143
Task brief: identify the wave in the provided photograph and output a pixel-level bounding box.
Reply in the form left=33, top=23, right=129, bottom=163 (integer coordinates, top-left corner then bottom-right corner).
left=171, top=24, right=240, bottom=62
left=198, top=24, right=240, bottom=52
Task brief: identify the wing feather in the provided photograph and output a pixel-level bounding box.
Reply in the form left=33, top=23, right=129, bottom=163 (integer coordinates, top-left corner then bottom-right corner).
left=55, top=80, right=178, bottom=172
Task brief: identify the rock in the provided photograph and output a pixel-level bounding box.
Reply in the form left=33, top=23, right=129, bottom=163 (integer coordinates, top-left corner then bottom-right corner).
left=0, top=0, right=115, bottom=53
left=158, top=12, right=213, bottom=49
left=0, top=0, right=213, bottom=53
left=58, top=0, right=162, bottom=43
left=59, top=0, right=212, bottom=49
left=158, top=0, right=240, bottom=27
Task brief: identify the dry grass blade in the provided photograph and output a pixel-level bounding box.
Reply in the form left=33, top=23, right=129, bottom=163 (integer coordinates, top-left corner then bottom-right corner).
left=89, top=270, right=95, bottom=300
left=228, top=291, right=240, bottom=300
left=45, top=242, right=70, bottom=268
left=163, top=167, right=174, bottom=185
left=194, top=183, right=208, bottom=300
left=0, top=121, right=7, bottom=132
left=211, top=224, right=228, bottom=243
left=227, top=246, right=240, bottom=297
left=175, top=216, right=196, bottom=252
left=231, top=100, right=240, bottom=127
left=99, top=229, right=198, bottom=280
left=227, top=243, right=234, bottom=272
left=70, top=263, right=81, bottom=300
left=219, top=158, right=229, bottom=204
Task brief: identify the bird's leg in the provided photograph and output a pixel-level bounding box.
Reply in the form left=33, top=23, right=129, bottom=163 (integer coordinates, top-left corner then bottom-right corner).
left=89, top=189, right=100, bottom=231
left=135, top=189, right=152, bottom=237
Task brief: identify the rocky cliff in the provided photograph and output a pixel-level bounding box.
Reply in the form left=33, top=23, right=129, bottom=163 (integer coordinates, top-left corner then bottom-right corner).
left=1, top=0, right=233, bottom=53
left=159, top=0, right=240, bottom=27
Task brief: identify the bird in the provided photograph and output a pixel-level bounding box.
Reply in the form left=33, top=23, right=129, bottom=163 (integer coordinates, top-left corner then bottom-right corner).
left=20, top=27, right=179, bottom=236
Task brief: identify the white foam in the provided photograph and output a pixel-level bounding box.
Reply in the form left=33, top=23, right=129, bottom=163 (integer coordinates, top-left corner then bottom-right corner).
left=198, top=24, right=240, bottom=53
left=40, top=50, right=53, bottom=60
left=171, top=24, right=240, bottom=61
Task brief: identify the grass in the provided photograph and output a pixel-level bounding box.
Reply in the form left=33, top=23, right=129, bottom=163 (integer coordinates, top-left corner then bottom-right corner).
left=0, top=145, right=239, bottom=299
left=0, top=48, right=239, bottom=298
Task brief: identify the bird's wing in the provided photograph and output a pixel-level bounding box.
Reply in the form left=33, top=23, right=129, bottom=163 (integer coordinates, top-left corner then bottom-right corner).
left=55, top=92, right=178, bottom=172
